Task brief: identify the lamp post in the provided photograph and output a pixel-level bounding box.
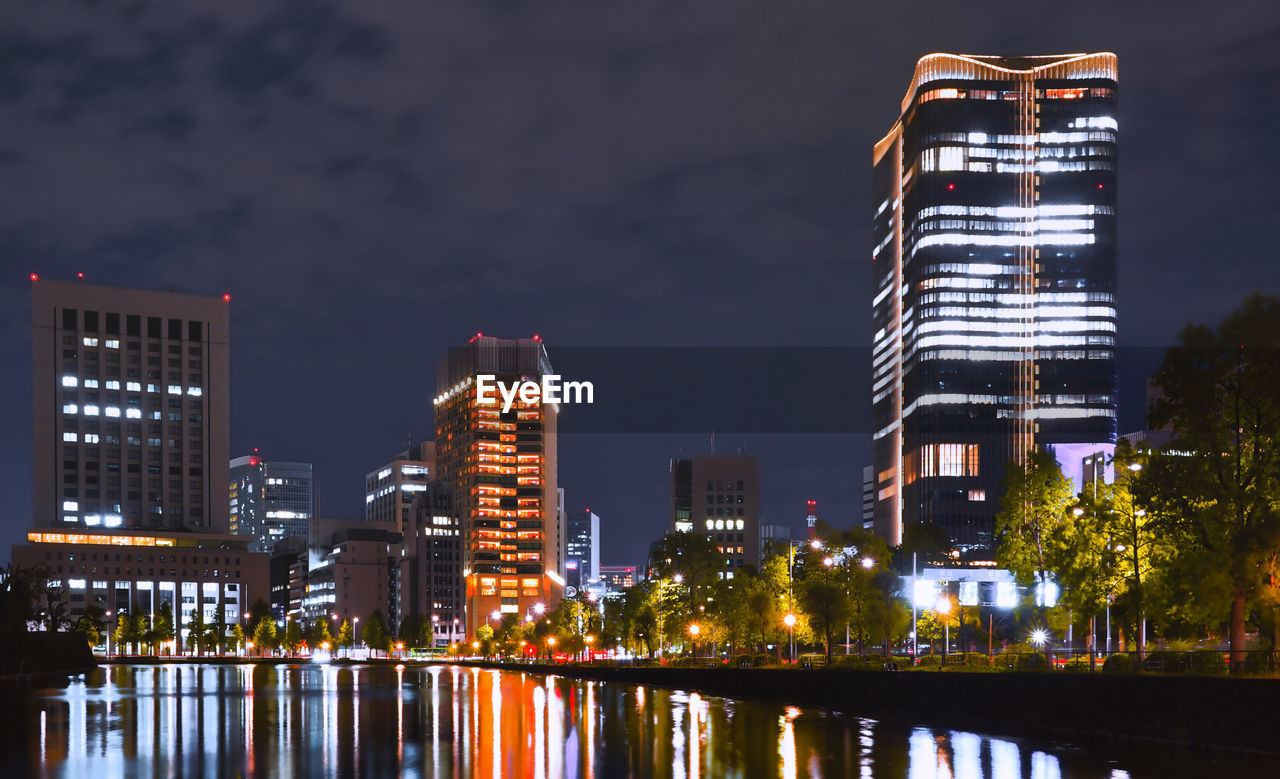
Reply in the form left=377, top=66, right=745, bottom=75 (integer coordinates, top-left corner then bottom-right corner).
left=783, top=613, right=796, bottom=663
left=688, top=623, right=701, bottom=660
left=354, top=616, right=361, bottom=654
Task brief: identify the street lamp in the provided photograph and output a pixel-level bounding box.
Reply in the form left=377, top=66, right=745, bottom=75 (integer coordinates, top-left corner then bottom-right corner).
left=354, top=616, right=361, bottom=652
left=105, top=610, right=113, bottom=660
left=861, top=557, right=874, bottom=569
left=783, top=613, right=796, bottom=662
left=822, top=556, right=835, bottom=567
left=1030, top=629, right=1048, bottom=648
left=688, top=623, right=700, bottom=659
left=672, top=574, right=683, bottom=584
left=935, top=596, right=952, bottom=655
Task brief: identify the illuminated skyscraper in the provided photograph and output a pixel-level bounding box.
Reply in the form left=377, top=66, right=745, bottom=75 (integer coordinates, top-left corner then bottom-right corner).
left=871, top=53, right=1118, bottom=553
left=228, top=455, right=314, bottom=553
left=433, top=335, right=561, bottom=637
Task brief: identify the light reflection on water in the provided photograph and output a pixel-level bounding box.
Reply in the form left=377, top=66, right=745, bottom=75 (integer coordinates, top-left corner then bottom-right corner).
left=0, top=663, right=1269, bottom=777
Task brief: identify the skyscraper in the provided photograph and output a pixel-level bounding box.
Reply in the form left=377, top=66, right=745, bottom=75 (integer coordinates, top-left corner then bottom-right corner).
left=364, top=442, right=435, bottom=531
left=566, top=509, right=600, bottom=593
left=228, top=455, right=314, bottom=553
left=433, top=335, right=561, bottom=637
left=31, top=279, right=230, bottom=532
left=871, top=53, right=1118, bottom=553
left=671, top=454, right=760, bottom=572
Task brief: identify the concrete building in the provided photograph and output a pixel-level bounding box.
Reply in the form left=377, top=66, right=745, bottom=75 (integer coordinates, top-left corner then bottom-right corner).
left=229, top=455, right=314, bottom=553
left=17, top=277, right=269, bottom=649
left=862, top=465, right=875, bottom=531
left=872, top=53, right=1119, bottom=553
left=759, top=523, right=791, bottom=560
left=30, top=278, right=230, bottom=532
left=599, top=565, right=636, bottom=595
left=566, top=509, right=600, bottom=593
left=671, top=454, right=761, bottom=572
left=300, top=518, right=402, bottom=628
left=399, top=485, right=465, bottom=647
left=433, top=335, right=562, bottom=637
left=12, top=528, right=267, bottom=648
left=364, top=443, right=435, bottom=531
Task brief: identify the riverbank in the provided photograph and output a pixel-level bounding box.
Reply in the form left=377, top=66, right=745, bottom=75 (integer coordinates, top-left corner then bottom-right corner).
left=0, top=633, right=96, bottom=678
left=439, top=659, right=1279, bottom=756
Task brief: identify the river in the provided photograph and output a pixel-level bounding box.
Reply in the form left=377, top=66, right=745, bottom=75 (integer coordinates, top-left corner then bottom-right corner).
left=0, top=663, right=1270, bottom=777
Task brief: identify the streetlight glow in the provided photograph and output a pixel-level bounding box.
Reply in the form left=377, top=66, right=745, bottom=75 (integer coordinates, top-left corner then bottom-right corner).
left=783, top=613, right=796, bottom=627
left=861, top=557, right=874, bottom=569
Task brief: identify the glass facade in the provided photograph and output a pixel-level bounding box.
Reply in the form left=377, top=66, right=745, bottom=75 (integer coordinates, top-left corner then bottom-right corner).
left=228, top=457, right=314, bottom=554
left=872, top=54, right=1118, bottom=554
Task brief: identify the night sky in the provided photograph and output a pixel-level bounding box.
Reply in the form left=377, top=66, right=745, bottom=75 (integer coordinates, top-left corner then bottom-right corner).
left=2, top=1, right=1278, bottom=568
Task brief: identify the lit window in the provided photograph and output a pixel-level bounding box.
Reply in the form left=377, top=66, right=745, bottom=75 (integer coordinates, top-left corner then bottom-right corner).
left=105, top=380, right=120, bottom=390
left=83, top=405, right=99, bottom=416
left=84, top=379, right=99, bottom=388
left=167, top=385, right=182, bottom=395
left=62, top=403, right=78, bottom=414
left=105, top=339, right=120, bottom=349
left=105, top=407, right=121, bottom=418
left=82, top=337, right=98, bottom=347
left=63, top=432, right=78, bottom=442
left=84, top=434, right=99, bottom=443
left=63, top=515, right=78, bottom=523
left=84, top=515, right=101, bottom=526
left=186, top=387, right=202, bottom=397
left=63, top=501, right=78, bottom=511
left=147, top=384, right=159, bottom=393
left=968, top=489, right=986, bottom=502
left=61, top=376, right=78, bottom=388
left=705, top=519, right=714, bottom=530
left=126, top=408, right=142, bottom=419
left=148, top=411, right=161, bottom=420
left=127, top=381, right=141, bottom=392
left=736, top=519, right=745, bottom=530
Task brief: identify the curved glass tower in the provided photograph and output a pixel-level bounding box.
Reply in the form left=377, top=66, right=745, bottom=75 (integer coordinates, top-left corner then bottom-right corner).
left=871, top=53, right=1118, bottom=553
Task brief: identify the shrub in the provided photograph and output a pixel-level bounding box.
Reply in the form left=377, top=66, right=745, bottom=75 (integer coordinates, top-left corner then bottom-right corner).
left=1015, top=651, right=1047, bottom=671
left=1242, top=650, right=1278, bottom=675
left=961, top=652, right=990, bottom=668
left=1063, top=657, right=1093, bottom=673
left=917, top=654, right=944, bottom=668
left=1103, top=653, right=1133, bottom=674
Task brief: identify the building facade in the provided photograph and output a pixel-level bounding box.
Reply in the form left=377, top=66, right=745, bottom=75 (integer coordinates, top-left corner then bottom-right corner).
left=872, top=53, right=1118, bottom=553
left=399, top=486, right=465, bottom=647
left=229, top=455, right=314, bottom=553
left=598, top=565, right=636, bottom=594
left=300, top=519, right=402, bottom=628
left=364, top=443, right=435, bottom=531
left=433, top=335, right=562, bottom=637
left=671, top=454, right=761, bottom=572
left=565, top=509, right=600, bottom=593
left=31, top=279, right=230, bottom=532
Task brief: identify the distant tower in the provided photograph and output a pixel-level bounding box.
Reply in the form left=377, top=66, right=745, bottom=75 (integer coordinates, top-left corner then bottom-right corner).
left=805, top=500, right=818, bottom=540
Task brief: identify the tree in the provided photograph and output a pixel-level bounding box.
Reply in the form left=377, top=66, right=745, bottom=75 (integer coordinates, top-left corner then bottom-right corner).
left=337, top=619, right=354, bottom=654
left=74, top=604, right=106, bottom=648
left=398, top=615, right=423, bottom=649
left=154, top=601, right=176, bottom=656
left=245, top=598, right=272, bottom=640
left=114, top=612, right=133, bottom=655
left=363, top=610, right=391, bottom=655
left=41, top=583, right=72, bottom=633
left=282, top=620, right=305, bottom=656
left=798, top=576, right=849, bottom=662
left=310, top=618, right=333, bottom=651
left=1145, top=294, right=1280, bottom=670
left=133, top=613, right=152, bottom=655
left=187, top=611, right=207, bottom=657
left=252, top=618, right=277, bottom=656
left=232, top=622, right=247, bottom=655
left=994, top=447, right=1076, bottom=599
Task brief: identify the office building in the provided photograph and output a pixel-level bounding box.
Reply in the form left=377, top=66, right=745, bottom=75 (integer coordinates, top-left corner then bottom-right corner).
left=300, top=518, right=402, bottom=627
left=433, top=335, right=562, bottom=638
left=759, top=523, right=791, bottom=560
left=399, top=486, right=466, bottom=647
left=31, top=278, right=230, bottom=532
left=861, top=465, right=875, bottom=531
left=18, top=278, right=268, bottom=647
left=229, top=455, right=314, bottom=553
left=671, top=454, right=761, bottom=572
left=871, top=53, right=1118, bottom=553
left=566, top=509, right=600, bottom=592
left=364, top=443, right=435, bottom=531
left=599, top=565, right=636, bottom=595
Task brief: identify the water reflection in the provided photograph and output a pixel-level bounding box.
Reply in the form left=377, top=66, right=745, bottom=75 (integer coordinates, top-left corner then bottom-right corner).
left=0, top=663, right=1270, bottom=777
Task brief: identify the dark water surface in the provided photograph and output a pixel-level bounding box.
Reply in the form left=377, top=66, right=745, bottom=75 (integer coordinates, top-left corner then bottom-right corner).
left=0, top=663, right=1272, bottom=777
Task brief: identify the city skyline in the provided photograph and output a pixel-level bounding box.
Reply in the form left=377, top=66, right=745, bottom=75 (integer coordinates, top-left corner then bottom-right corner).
left=3, top=2, right=1279, bottom=570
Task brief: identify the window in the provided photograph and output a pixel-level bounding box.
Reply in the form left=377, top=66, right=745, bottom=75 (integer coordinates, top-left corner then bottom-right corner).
left=61, top=375, right=78, bottom=388
left=84, top=434, right=100, bottom=444
left=63, top=432, right=78, bottom=442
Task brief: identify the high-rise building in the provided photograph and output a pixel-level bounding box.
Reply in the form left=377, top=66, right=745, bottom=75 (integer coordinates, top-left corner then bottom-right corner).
left=228, top=455, right=314, bottom=553
left=599, top=565, right=636, bottom=594
left=433, top=335, right=561, bottom=637
left=31, top=279, right=231, bottom=531
left=19, top=277, right=267, bottom=649
left=871, top=53, right=1118, bottom=553
left=861, top=465, right=875, bottom=531
left=566, top=509, right=600, bottom=592
left=399, top=485, right=465, bottom=647
left=671, top=454, right=760, bottom=572
left=364, top=442, right=435, bottom=531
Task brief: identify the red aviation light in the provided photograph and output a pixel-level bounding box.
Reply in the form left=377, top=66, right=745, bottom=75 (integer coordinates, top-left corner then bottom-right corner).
left=223, top=293, right=232, bottom=302
left=1097, top=184, right=1104, bottom=190
left=29, top=273, right=38, bottom=281
left=947, top=183, right=955, bottom=191
left=77, top=272, right=85, bottom=279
